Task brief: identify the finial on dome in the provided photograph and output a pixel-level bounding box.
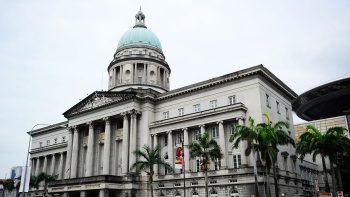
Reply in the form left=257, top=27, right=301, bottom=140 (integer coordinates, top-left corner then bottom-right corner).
left=134, top=8, right=146, bottom=28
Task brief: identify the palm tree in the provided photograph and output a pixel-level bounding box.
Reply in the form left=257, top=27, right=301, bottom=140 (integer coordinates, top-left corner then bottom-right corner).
left=261, top=113, right=295, bottom=197
left=296, top=125, right=346, bottom=192
left=130, top=144, right=173, bottom=197
left=37, top=172, right=58, bottom=196
left=0, top=179, right=15, bottom=196
left=230, top=116, right=263, bottom=197
left=188, top=132, right=222, bottom=197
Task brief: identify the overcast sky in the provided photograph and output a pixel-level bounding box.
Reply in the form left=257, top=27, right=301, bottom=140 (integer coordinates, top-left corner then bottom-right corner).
left=1, top=1, right=349, bottom=177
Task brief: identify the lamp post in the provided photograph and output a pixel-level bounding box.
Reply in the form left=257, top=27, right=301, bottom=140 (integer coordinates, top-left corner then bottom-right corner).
left=21, top=124, right=62, bottom=197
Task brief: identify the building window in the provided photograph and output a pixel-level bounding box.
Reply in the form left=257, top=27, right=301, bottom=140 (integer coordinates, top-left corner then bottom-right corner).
left=210, top=100, right=218, bottom=109
left=163, top=111, right=169, bottom=120
left=276, top=101, right=280, bottom=114
left=178, top=108, right=184, bottom=116
left=164, top=135, right=168, bottom=146
left=214, top=158, right=221, bottom=170
left=212, top=126, right=219, bottom=138
left=195, top=130, right=200, bottom=140
left=286, top=107, right=289, bottom=119
left=54, top=138, right=57, bottom=144
left=47, top=140, right=50, bottom=146
left=158, top=184, right=164, bottom=188
left=62, top=136, right=66, bottom=142
left=39, top=142, right=43, bottom=148
left=266, top=94, right=270, bottom=107
left=228, top=96, right=236, bottom=105
left=176, top=133, right=183, bottom=144
left=193, top=104, right=200, bottom=112
left=209, top=180, right=217, bottom=185
left=138, top=77, right=142, bottom=83
left=196, top=159, right=201, bottom=172
left=233, top=154, right=241, bottom=168
left=191, top=182, right=198, bottom=186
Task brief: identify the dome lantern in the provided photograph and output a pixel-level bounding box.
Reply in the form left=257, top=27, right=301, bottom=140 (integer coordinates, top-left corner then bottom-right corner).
left=134, top=8, right=146, bottom=28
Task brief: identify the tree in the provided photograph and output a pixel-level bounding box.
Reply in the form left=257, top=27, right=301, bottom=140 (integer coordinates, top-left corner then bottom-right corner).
left=37, top=172, right=58, bottom=197
left=0, top=179, right=15, bottom=196
left=296, top=125, right=347, bottom=192
left=261, top=113, right=295, bottom=197
left=229, top=116, right=264, bottom=197
left=130, top=144, right=173, bottom=197
left=188, top=132, right=222, bottom=197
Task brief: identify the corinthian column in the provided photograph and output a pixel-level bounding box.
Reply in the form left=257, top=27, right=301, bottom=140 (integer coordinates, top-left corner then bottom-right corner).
left=58, top=152, right=64, bottom=180
left=70, top=127, right=80, bottom=178
left=167, top=131, right=174, bottom=168
left=129, top=112, right=137, bottom=172
left=65, top=127, right=73, bottom=179
left=200, top=125, right=206, bottom=135
left=238, top=117, right=248, bottom=166
left=86, top=122, right=94, bottom=177
left=183, top=128, right=189, bottom=172
left=103, top=117, right=111, bottom=175
left=43, top=155, right=48, bottom=173
left=121, top=112, right=129, bottom=174
left=153, top=134, right=158, bottom=175
left=35, top=157, right=40, bottom=176
left=218, top=121, right=227, bottom=169
left=50, top=154, right=56, bottom=175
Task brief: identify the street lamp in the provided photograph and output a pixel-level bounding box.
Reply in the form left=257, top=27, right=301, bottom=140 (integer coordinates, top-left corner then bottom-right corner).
left=21, top=124, right=65, bottom=197
left=182, top=140, right=186, bottom=197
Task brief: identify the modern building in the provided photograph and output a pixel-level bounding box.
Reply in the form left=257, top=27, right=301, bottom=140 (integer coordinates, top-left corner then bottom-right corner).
left=292, top=76, right=350, bottom=196
left=28, top=10, right=306, bottom=197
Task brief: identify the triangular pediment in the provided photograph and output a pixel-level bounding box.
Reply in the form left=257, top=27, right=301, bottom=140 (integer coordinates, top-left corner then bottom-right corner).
left=63, top=91, right=136, bottom=117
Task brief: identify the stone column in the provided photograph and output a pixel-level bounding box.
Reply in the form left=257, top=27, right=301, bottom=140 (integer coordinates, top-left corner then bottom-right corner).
left=167, top=131, right=173, bottom=168
left=35, top=157, right=40, bottom=176
left=157, top=67, right=160, bottom=85
left=80, top=191, right=86, bottom=197
left=50, top=154, right=56, bottom=175
left=70, top=127, right=80, bottom=178
left=217, top=121, right=227, bottom=169
left=103, top=117, right=111, bottom=175
left=43, top=155, right=48, bottom=173
left=122, top=112, right=129, bottom=174
left=238, top=118, right=247, bottom=166
left=120, top=65, right=123, bottom=84
left=65, top=127, right=74, bottom=179
left=30, top=158, right=34, bottom=175
left=62, top=192, right=68, bottom=197
left=86, top=121, right=94, bottom=177
left=99, top=189, right=108, bottom=197
left=58, top=152, right=64, bottom=180
left=153, top=134, right=158, bottom=175
left=183, top=128, right=189, bottom=172
left=143, top=64, right=146, bottom=83
left=129, top=112, right=137, bottom=172
left=200, top=125, right=206, bottom=135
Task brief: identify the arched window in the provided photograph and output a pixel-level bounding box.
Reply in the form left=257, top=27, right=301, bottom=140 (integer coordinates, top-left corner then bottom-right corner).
left=160, top=194, right=165, bottom=197
left=192, top=191, right=199, bottom=197
left=230, top=189, right=239, bottom=197
left=175, top=192, right=181, bottom=197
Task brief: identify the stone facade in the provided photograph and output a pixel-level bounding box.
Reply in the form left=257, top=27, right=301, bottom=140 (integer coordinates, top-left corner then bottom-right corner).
left=27, top=10, right=314, bottom=197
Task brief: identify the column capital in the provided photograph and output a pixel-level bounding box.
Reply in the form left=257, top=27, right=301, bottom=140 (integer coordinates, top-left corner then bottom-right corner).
left=235, top=116, right=245, bottom=121
left=103, top=116, right=110, bottom=124
left=182, top=128, right=188, bottom=131
left=60, top=152, right=64, bottom=155
left=199, top=124, right=205, bottom=128
left=121, top=111, right=128, bottom=118
left=152, top=133, right=158, bottom=137
left=217, top=121, right=224, bottom=124
left=86, top=121, right=94, bottom=128
left=73, top=126, right=79, bottom=133
left=166, top=130, right=172, bottom=134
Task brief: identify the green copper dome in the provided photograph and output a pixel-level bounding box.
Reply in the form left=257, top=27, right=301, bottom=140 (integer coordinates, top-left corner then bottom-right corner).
left=117, top=27, right=162, bottom=50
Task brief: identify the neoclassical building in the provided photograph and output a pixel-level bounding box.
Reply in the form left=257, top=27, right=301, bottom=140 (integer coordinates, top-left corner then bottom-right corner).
left=28, top=10, right=310, bottom=197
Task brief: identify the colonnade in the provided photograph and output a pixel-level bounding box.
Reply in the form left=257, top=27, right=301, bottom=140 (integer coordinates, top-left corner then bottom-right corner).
left=63, top=110, right=141, bottom=179
left=31, top=152, right=65, bottom=180
left=109, top=63, right=169, bottom=89
left=151, top=117, right=246, bottom=175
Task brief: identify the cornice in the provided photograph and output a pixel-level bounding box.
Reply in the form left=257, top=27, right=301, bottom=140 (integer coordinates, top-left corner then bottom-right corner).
left=156, top=65, right=297, bottom=102
left=30, top=142, right=67, bottom=154
left=108, top=56, right=170, bottom=73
